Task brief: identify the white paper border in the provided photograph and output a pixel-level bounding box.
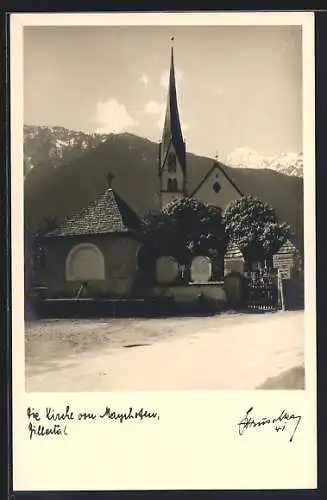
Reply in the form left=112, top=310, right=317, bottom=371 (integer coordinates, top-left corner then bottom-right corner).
left=11, top=11, right=316, bottom=491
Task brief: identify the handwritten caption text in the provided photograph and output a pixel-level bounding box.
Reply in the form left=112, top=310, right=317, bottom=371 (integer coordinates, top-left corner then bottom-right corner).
left=26, top=406, right=160, bottom=440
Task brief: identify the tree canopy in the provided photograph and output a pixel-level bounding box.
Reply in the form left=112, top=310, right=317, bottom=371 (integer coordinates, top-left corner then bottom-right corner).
left=141, top=197, right=225, bottom=266
left=223, top=195, right=291, bottom=265
left=31, top=216, right=59, bottom=277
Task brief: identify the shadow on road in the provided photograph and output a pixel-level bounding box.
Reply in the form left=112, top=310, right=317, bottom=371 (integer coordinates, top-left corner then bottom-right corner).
left=257, top=365, right=305, bottom=390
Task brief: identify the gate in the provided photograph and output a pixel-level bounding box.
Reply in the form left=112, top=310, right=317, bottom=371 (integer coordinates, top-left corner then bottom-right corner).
left=247, top=269, right=279, bottom=312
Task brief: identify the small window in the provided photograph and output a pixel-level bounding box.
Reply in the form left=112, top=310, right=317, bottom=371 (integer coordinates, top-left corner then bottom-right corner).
left=167, top=178, right=178, bottom=192
left=167, top=152, right=177, bottom=172
left=213, top=181, right=221, bottom=194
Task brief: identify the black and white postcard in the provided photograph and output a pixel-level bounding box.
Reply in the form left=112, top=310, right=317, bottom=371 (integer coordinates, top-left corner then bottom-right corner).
left=11, top=11, right=316, bottom=491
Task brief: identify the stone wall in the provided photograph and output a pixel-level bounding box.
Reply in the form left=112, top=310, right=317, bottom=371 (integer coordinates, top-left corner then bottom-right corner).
left=40, top=233, right=141, bottom=297
left=224, top=258, right=244, bottom=276
left=149, top=283, right=227, bottom=308
left=223, top=273, right=246, bottom=309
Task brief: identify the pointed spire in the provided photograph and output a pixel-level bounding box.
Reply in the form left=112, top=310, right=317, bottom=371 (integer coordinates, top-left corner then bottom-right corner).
left=159, top=39, right=187, bottom=204
left=170, top=36, right=175, bottom=70
left=168, top=37, right=177, bottom=102
left=161, top=37, right=185, bottom=169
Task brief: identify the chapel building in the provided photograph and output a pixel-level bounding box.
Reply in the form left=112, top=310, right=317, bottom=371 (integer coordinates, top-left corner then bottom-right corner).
left=40, top=181, right=142, bottom=298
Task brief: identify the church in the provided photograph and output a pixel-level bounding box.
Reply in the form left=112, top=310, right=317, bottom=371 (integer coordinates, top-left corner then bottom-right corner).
left=37, top=43, right=265, bottom=301
left=158, top=43, right=243, bottom=210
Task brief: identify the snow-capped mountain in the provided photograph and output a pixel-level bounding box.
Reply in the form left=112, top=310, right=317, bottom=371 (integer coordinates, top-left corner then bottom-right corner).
left=24, top=127, right=303, bottom=179
left=268, top=152, right=303, bottom=177
left=226, top=148, right=303, bottom=177
left=24, top=125, right=109, bottom=177
left=24, top=125, right=303, bottom=255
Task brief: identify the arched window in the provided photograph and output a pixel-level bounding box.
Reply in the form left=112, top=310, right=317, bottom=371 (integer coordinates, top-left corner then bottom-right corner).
left=167, top=178, right=178, bottom=192
left=167, top=152, right=177, bottom=172
left=66, top=243, right=105, bottom=281
left=156, top=256, right=179, bottom=284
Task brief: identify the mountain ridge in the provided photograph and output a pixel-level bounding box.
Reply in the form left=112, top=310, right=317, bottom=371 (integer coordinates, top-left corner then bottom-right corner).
left=226, top=147, right=303, bottom=177
left=24, top=125, right=304, bottom=253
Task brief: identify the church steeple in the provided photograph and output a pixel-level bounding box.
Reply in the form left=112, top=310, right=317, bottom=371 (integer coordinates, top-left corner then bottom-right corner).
left=159, top=38, right=187, bottom=207
left=162, top=42, right=184, bottom=164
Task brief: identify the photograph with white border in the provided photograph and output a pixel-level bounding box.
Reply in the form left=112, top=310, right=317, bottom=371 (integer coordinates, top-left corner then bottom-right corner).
left=11, top=11, right=316, bottom=491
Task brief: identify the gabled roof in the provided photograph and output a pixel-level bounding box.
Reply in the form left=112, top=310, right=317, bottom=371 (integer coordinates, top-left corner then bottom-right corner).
left=189, top=161, right=244, bottom=198
left=46, top=188, right=141, bottom=238
left=276, top=239, right=298, bottom=254
left=225, top=242, right=244, bottom=259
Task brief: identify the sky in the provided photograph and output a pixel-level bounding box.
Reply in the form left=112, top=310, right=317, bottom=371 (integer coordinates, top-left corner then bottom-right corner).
left=24, top=25, right=302, bottom=159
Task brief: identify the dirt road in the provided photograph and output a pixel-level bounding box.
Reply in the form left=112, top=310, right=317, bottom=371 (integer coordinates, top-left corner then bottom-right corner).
left=25, top=311, right=304, bottom=391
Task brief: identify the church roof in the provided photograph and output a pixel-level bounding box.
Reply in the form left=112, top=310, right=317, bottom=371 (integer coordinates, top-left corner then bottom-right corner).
left=189, top=160, right=244, bottom=198
left=46, top=188, right=141, bottom=238
left=276, top=239, right=298, bottom=254
left=160, top=45, right=186, bottom=172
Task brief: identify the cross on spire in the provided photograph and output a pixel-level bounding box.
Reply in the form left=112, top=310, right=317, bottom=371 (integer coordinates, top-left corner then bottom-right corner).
left=170, top=36, right=175, bottom=67
left=107, top=171, right=114, bottom=189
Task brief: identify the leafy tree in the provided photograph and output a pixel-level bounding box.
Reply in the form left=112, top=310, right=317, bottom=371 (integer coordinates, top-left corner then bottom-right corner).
left=141, top=197, right=226, bottom=273
left=223, top=196, right=291, bottom=266
left=33, top=216, right=58, bottom=278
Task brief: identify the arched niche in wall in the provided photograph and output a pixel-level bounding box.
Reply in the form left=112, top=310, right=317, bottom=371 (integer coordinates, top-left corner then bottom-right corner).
left=190, top=256, right=212, bottom=282
left=135, top=242, right=144, bottom=270
left=156, top=255, right=179, bottom=284
left=66, top=243, right=105, bottom=281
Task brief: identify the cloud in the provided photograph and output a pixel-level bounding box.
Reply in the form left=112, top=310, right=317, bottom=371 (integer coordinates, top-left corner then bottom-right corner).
left=213, top=86, right=224, bottom=95
left=160, top=68, right=183, bottom=89
left=93, top=99, right=138, bottom=134
left=155, top=114, right=165, bottom=130
left=145, top=100, right=165, bottom=115
left=156, top=114, right=190, bottom=134
left=181, top=122, right=190, bottom=132
left=144, top=100, right=165, bottom=129
left=139, top=73, right=149, bottom=88
left=144, top=99, right=190, bottom=134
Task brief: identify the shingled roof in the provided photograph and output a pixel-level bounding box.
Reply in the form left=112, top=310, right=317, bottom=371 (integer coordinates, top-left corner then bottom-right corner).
left=225, top=242, right=244, bottom=259
left=46, top=188, right=141, bottom=238
left=276, top=239, right=299, bottom=255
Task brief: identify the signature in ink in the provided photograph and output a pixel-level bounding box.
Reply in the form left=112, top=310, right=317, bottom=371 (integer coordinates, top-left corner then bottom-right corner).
left=237, top=406, right=302, bottom=442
